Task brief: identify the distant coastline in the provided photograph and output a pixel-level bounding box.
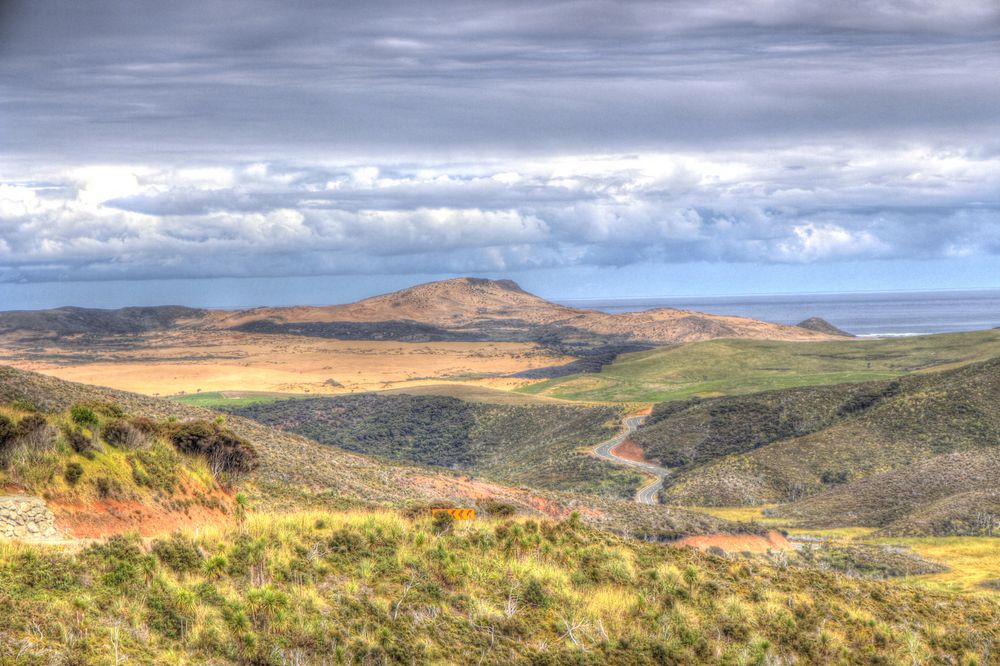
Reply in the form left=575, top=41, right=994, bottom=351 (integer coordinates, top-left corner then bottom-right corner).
left=560, top=289, right=1000, bottom=337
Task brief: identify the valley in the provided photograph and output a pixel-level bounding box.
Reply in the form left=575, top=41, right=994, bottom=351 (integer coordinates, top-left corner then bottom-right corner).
left=0, top=277, right=998, bottom=663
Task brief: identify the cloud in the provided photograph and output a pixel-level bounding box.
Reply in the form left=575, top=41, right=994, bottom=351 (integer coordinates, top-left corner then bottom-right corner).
left=0, top=1, right=996, bottom=284
left=0, top=147, right=997, bottom=281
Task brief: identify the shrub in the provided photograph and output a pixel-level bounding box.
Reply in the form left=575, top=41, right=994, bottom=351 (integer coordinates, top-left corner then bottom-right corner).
left=64, top=462, right=84, bottom=485
left=132, top=444, right=180, bottom=492
left=170, top=420, right=259, bottom=481
left=66, top=428, right=97, bottom=457
left=84, top=535, right=152, bottom=591
left=170, top=420, right=217, bottom=456
left=94, top=476, right=125, bottom=500
left=12, top=414, right=56, bottom=459
left=103, top=419, right=147, bottom=449
left=129, top=416, right=159, bottom=436
left=147, top=577, right=197, bottom=639
left=70, top=405, right=99, bottom=428
left=0, top=415, right=16, bottom=461
left=478, top=498, right=517, bottom=518
left=152, top=533, right=204, bottom=576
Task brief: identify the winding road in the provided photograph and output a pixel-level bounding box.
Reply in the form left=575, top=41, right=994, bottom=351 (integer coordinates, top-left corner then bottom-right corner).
left=592, top=414, right=670, bottom=504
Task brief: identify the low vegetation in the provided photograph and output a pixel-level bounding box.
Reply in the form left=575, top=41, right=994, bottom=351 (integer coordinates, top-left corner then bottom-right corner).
left=3, top=510, right=999, bottom=664
left=0, top=400, right=255, bottom=519
left=519, top=329, right=1000, bottom=402
left=654, top=358, right=1000, bottom=512
left=228, top=394, right=643, bottom=498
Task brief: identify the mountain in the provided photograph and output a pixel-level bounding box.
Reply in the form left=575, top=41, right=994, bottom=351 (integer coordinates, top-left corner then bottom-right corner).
left=636, top=357, right=1000, bottom=511
left=0, top=278, right=837, bottom=346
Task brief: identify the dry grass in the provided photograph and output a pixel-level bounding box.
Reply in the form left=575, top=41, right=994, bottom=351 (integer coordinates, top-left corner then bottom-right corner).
left=0, top=330, right=565, bottom=396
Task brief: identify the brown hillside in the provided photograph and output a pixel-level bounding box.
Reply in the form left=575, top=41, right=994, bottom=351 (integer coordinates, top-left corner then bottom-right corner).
left=204, top=277, right=836, bottom=344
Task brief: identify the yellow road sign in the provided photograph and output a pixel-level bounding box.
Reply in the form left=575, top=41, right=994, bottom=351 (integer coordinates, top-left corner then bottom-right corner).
left=432, top=508, right=476, bottom=521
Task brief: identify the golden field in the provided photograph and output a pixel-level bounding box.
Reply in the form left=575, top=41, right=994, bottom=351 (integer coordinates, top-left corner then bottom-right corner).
left=0, top=330, right=566, bottom=396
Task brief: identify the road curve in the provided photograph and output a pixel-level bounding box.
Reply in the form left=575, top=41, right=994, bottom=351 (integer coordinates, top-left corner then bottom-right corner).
left=592, top=414, right=670, bottom=505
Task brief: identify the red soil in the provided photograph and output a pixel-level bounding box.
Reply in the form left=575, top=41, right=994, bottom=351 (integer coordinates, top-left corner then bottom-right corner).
left=611, top=438, right=650, bottom=463
left=675, top=530, right=792, bottom=554
left=49, top=491, right=233, bottom=539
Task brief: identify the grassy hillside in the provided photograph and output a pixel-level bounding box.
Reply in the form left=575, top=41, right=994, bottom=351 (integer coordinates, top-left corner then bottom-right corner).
left=227, top=394, right=643, bottom=498
left=773, top=447, right=1000, bottom=536
left=3, top=510, right=999, bottom=664
left=519, top=329, right=1000, bottom=402
left=0, top=399, right=245, bottom=535
left=656, top=357, right=1000, bottom=508
left=632, top=380, right=899, bottom=469
left=0, top=365, right=731, bottom=539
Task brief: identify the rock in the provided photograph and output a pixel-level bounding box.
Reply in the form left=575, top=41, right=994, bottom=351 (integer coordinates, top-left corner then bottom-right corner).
left=796, top=317, right=854, bottom=337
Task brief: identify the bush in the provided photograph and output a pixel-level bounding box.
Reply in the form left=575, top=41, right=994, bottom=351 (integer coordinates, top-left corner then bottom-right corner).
left=170, top=420, right=259, bottom=481
left=151, top=533, right=204, bottom=576
left=64, top=462, right=84, bottom=485
left=70, top=405, right=99, bottom=428
left=0, top=415, right=16, bottom=461
left=13, top=414, right=56, bottom=457
left=478, top=499, right=517, bottom=518
left=66, top=429, right=98, bottom=458
left=103, top=419, right=147, bottom=449
left=129, top=416, right=159, bottom=436
left=94, top=476, right=125, bottom=500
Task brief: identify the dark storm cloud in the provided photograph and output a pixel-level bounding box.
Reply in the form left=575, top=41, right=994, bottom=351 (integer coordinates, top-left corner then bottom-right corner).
left=1, top=0, right=998, bottom=159
left=0, top=1, right=998, bottom=283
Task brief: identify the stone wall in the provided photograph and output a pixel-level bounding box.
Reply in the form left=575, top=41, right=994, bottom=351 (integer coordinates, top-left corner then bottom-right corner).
left=0, top=496, right=56, bottom=539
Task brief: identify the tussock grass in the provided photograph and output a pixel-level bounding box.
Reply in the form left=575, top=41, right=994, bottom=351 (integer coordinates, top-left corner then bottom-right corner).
left=2, top=509, right=1000, bottom=664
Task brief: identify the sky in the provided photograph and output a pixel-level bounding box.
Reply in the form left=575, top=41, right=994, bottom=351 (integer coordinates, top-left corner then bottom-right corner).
left=0, top=0, right=998, bottom=307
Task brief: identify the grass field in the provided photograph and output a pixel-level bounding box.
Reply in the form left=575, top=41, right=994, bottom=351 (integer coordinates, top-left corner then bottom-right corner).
left=171, top=390, right=315, bottom=408
left=518, top=330, right=1000, bottom=402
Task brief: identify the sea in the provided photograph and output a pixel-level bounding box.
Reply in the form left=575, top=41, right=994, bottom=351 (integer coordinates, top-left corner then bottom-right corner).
left=559, top=289, right=1000, bottom=338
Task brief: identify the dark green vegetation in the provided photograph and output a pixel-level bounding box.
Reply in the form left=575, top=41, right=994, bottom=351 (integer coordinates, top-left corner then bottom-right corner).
left=228, top=394, right=644, bottom=498
left=3, top=511, right=998, bottom=665
left=775, top=448, right=1000, bottom=537
left=643, top=358, right=1000, bottom=536
left=520, top=329, right=1000, bottom=402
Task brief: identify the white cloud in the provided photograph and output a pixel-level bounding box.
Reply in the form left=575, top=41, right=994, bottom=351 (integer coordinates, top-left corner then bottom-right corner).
left=0, top=145, right=997, bottom=282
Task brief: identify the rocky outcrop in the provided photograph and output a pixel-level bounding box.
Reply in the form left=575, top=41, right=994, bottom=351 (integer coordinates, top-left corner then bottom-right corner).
left=0, top=495, right=57, bottom=539
left=796, top=317, right=854, bottom=337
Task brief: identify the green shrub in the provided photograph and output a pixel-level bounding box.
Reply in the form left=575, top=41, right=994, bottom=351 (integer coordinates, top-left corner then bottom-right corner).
left=147, top=577, right=197, bottom=639
left=64, top=462, right=84, bottom=485
left=152, top=533, right=204, bottom=576
left=70, top=405, right=99, bottom=427
left=84, top=535, right=151, bottom=591
left=478, top=498, right=517, bottom=518
left=132, top=443, right=180, bottom=492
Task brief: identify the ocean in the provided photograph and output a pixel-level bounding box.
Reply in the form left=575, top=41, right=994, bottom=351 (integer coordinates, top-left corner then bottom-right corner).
left=559, top=289, right=1000, bottom=337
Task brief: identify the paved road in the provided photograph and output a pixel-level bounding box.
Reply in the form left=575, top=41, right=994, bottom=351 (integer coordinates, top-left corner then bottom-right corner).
left=592, top=414, right=670, bottom=505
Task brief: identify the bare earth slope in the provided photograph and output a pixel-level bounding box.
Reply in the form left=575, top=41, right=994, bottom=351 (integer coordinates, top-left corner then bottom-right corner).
left=0, top=364, right=738, bottom=538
